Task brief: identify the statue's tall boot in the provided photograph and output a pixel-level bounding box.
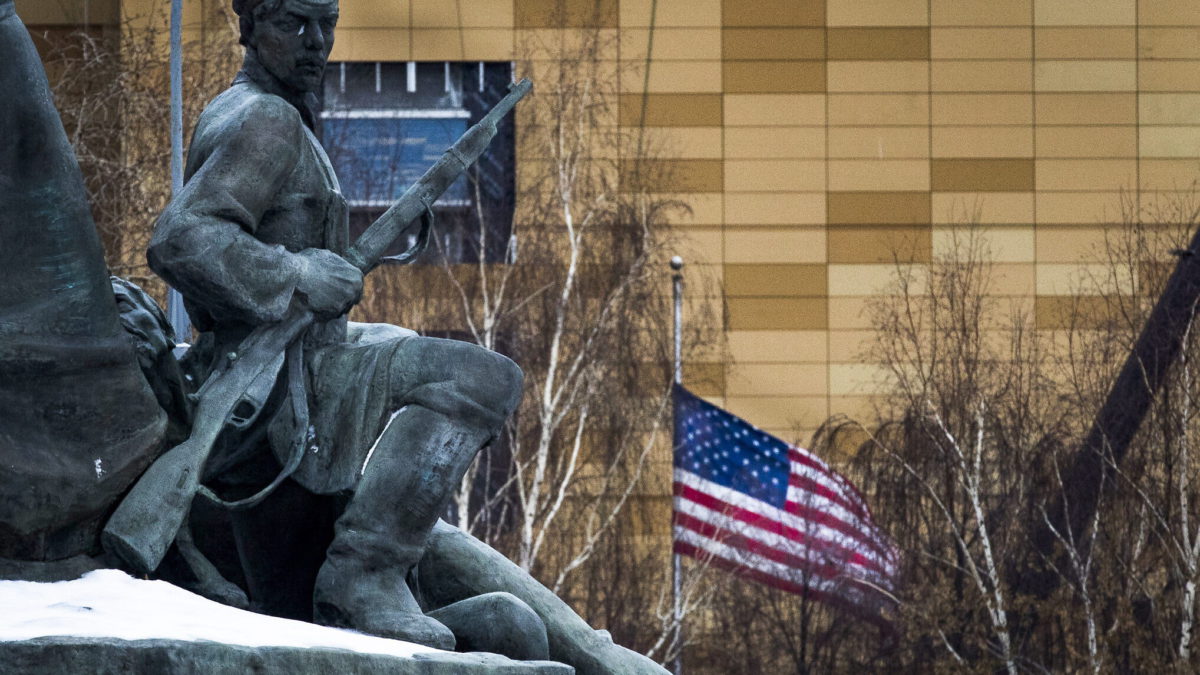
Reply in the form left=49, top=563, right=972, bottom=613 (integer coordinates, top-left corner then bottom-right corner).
left=313, top=405, right=493, bottom=649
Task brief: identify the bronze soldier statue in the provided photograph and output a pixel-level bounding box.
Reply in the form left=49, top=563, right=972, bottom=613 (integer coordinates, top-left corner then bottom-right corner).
left=145, top=0, right=524, bottom=650
left=1, top=1, right=666, bottom=670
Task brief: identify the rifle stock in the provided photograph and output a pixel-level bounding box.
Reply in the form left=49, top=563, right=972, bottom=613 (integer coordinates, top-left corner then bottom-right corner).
left=102, top=79, right=532, bottom=574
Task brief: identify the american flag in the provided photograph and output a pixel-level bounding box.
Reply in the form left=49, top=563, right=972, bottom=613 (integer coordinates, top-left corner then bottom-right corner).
left=673, top=385, right=899, bottom=622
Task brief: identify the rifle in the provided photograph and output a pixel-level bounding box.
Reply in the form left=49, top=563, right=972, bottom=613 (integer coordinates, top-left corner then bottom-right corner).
left=102, top=78, right=532, bottom=575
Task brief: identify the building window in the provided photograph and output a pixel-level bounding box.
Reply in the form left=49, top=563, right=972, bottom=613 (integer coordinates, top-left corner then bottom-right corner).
left=319, top=61, right=515, bottom=264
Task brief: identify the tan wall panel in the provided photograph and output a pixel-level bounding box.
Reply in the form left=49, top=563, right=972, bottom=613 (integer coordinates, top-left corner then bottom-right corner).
left=1035, top=27, right=1136, bottom=59
left=827, top=330, right=875, bottom=362
left=931, top=28, right=1032, bottom=59
left=719, top=0, right=825, bottom=28
left=1141, top=93, right=1200, bottom=125
left=1138, top=62, right=1200, bottom=93
left=725, top=94, right=826, bottom=126
left=727, top=364, right=828, bottom=396
left=724, top=396, right=830, bottom=432
left=828, top=160, right=931, bottom=191
left=724, top=160, right=825, bottom=192
left=649, top=127, right=724, bottom=159
left=658, top=193, right=723, bottom=225
left=514, top=0, right=618, bottom=28
left=1141, top=128, right=1200, bottom=158
left=828, top=226, right=933, bottom=264
left=1139, top=28, right=1200, bottom=60
left=932, top=61, right=1032, bottom=93
left=518, top=28, right=619, bottom=58
left=1038, top=264, right=1130, bottom=296
left=620, top=28, right=722, bottom=60
left=932, top=193, right=1035, bottom=225
left=987, top=263, right=1037, bottom=296
left=933, top=226, right=1036, bottom=262
left=1140, top=0, right=1200, bottom=25
left=931, top=0, right=1031, bottom=26
left=725, top=264, right=827, bottom=297
left=728, top=330, right=829, bottom=363
left=932, top=126, right=1034, bottom=158
left=619, top=159, right=723, bottom=192
left=1035, top=227, right=1107, bottom=263
left=620, top=60, right=723, bottom=93
left=827, top=0, right=928, bottom=27
left=828, top=191, right=931, bottom=225
left=724, top=228, right=828, bottom=264
left=829, top=126, right=930, bottom=159
left=618, top=94, right=722, bottom=127
left=828, top=363, right=894, bottom=396
left=827, top=62, right=929, bottom=93
left=1036, top=159, right=1136, bottom=192
left=1035, top=93, right=1136, bottom=125
left=826, top=395, right=883, bottom=426
left=411, top=29, right=513, bottom=60
left=682, top=362, right=726, bottom=396
left=726, top=193, right=826, bottom=225
left=409, top=0, right=513, bottom=27
left=14, top=0, right=119, bottom=24
left=622, top=0, right=723, bottom=27
left=727, top=298, right=828, bottom=330
left=676, top=228, right=724, bottom=265
left=1034, top=61, right=1137, bottom=92
left=331, top=29, right=413, bottom=61
left=1140, top=160, right=1200, bottom=191
left=725, top=127, right=826, bottom=159
left=828, top=94, right=929, bottom=125
left=932, top=159, right=1035, bottom=192
left=1035, top=192, right=1124, bottom=225
left=828, top=297, right=874, bottom=329
left=1035, top=126, right=1137, bottom=158
left=723, top=61, right=825, bottom=94
left=933, top=94, right=1033, bottom=125
left=337, top=1, right=410, bottom=28
left=1035, top=296, right=1116, bottom=330
left=723, top=29, right=825, bottom=60
left=827, top=28, right=930, bottom=61
left=1034, top=0, right=1136, bottom=26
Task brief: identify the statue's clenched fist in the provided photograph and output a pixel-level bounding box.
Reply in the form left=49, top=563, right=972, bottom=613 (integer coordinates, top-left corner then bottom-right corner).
left=294, top=248, right=363, bottom=319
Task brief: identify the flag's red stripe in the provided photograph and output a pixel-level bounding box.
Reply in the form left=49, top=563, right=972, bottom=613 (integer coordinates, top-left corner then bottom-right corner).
left=788, top=472, right=866, bottom=521
left=789, top=447, right=880, bottom=523
left=674, top=482, right=892, bottom=576
left=782, top=496, right=894, bottom=561
left=675, top=492, right=889, bottom=578
left=674, top=511, right=880, bottom=585
left=673, top=540, right=894, bottom=630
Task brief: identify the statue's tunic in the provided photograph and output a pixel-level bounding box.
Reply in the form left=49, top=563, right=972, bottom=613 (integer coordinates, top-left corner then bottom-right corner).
left=149, top=74, right=414, bottom=495
left=0, top=0, right=166, bottom=560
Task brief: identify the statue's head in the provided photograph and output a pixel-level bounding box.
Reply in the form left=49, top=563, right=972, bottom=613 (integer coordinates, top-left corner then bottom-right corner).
left=233, top=0, right=338, bottom=94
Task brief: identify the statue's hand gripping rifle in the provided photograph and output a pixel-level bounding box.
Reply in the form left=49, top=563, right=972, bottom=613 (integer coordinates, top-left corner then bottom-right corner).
left=102, top=79, right=533, bottom=575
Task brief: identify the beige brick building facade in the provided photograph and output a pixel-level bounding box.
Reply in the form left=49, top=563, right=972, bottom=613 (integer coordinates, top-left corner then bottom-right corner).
left=20, top=0, right=1200, bottom=444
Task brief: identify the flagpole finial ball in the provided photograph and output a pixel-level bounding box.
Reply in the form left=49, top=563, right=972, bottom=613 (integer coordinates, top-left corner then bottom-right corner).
left=670, top=256, right=684, bottom=271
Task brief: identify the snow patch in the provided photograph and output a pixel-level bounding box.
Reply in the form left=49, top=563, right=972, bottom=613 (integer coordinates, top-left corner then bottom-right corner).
left=0, top=570, right=440, bottom=659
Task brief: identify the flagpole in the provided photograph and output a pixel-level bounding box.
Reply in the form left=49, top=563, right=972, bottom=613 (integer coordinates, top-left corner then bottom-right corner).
left=670, top=255, right=684, bottom=675
left=166, top=0, right=191, bottom=344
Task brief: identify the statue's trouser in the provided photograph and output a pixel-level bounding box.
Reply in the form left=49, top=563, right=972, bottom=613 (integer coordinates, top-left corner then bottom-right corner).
left=311, top=341, right=524, bottom=650
left=420, top=522, right=670, bottom=675
left=0, top=0, right=165, bottom=561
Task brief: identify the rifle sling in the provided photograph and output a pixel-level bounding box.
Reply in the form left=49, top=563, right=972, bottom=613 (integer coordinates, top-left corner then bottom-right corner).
left=197, top=338, right=309, bottom=511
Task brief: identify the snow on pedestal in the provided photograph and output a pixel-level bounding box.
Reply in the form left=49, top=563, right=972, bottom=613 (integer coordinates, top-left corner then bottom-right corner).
left=0, top=569, right=438, bottom=658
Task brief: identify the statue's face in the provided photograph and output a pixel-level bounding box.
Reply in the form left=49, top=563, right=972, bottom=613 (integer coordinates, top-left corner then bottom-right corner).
left=251, top=0, right=338, bottom=94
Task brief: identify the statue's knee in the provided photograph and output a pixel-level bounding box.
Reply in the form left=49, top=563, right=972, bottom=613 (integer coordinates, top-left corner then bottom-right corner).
left=458, top=347, right=523, bottom=417
left=427, top=591, right=548, bottom=661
